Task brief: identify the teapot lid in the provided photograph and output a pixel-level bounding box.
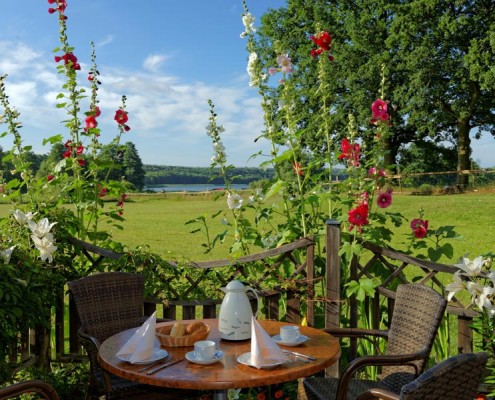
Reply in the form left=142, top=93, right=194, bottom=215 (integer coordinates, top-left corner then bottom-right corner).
left=225, top=280, right=246, bottom=290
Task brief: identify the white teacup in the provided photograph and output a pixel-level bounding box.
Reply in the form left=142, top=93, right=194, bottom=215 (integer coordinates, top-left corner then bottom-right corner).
left=280, top=325, right=300, bottom=342
left=194, top=340, right=216, bottom=360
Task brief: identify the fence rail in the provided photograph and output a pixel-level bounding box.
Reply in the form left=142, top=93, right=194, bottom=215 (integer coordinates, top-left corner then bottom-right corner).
left=8, top=222, right=478, bottom=375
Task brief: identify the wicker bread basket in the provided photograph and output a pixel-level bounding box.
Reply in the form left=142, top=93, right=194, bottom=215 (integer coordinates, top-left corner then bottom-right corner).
left=155, top=322, right=210, bottom=347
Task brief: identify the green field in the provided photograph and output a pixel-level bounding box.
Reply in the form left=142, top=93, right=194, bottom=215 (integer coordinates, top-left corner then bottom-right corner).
left=1, top=190, right=493, bottom=263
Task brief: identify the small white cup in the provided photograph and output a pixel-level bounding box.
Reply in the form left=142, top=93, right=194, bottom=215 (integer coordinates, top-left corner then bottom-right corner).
left=280, top=325, right=300, bottom=342
left=194, top=340, right=216, bottom=360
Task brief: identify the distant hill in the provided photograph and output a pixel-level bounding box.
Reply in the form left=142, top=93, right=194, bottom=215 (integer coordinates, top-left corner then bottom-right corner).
left=144, top=165, right=275, bottom=185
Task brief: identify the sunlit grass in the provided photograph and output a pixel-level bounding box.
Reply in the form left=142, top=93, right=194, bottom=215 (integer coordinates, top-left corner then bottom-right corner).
left=0, top=189, right=493, bottom=262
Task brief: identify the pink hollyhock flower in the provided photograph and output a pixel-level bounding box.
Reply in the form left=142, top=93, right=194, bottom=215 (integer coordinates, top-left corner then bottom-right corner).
left=348, top=203, right=369, bottom=233
left=370, top=99, right=390, bottom=124
left=114, top=109, right=129, bottom=125
left=276, top=54, right=293, bottom=74
left=368, top=167, right=386, bottom=177
left=268, top=67, right=278, bottom=76
left=411, top=218, right=429, bottom=239
left=293, top=162, right=303, bottom=176
left=377, top=190, right=392, bottom=208
left=339, top=138, right=361, bottom=167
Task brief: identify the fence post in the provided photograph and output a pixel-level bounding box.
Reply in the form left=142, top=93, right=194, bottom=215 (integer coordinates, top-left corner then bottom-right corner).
left=325, top=220, right=341, bottom=329
left=325, top=220, right=341, bottom=378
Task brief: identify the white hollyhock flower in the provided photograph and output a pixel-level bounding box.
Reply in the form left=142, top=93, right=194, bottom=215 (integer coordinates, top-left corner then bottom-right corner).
left=28, top=218, right=57, bottom=238
left=247, top=52, right=260, bottom=87
left=227, top=193, right=243, bottom=210
left=0, top=245, right=16, bottom=264
left=31, top=235, right=57, bottom=263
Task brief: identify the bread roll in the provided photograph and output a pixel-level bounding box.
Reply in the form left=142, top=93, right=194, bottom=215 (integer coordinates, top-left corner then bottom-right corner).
left=169, top=322, right=185, bottom=337
left=186, top=321, right=207, bottom=335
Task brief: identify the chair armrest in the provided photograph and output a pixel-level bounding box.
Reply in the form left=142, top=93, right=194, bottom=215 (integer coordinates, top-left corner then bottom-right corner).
left=78, top=328, right=101, bottom=351
left=356, top=388, right=399, bottom=400
left=323, top=327, right=389, bottom=339
left=335, top=348, right=429, bottom=400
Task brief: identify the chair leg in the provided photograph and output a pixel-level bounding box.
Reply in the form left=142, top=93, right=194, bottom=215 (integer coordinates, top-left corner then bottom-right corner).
left=298, top=379, right=309, bottom=400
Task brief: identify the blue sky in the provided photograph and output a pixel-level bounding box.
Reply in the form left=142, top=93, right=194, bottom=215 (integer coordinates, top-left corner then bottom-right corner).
left=1, top=0, right=493, bottom=168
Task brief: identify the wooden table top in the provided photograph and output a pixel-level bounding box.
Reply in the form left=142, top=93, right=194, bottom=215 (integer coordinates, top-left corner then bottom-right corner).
left=98, top=319, right=340, bottom=391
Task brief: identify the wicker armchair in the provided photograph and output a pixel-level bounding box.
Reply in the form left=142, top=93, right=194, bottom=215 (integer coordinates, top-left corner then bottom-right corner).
left=0, top=380, right=60, bottom=400
left=68, top=272, right=194, bottom=400
left=356, top=352, right=488, bottom=400
left=301, top=284, right=448, bottom=400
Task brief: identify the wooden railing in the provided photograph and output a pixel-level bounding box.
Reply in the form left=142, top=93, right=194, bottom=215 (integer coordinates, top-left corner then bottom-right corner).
left=7, top=220, right=478, bottom=373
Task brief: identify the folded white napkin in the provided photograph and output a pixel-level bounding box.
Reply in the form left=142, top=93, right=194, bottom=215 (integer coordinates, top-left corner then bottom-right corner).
left=116, top=311, right=157, bottom=363
left=250, top=316, right=290, bottom=369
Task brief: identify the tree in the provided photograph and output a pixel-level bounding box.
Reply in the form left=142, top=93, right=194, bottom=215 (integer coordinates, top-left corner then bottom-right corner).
left=254, top=0, right=495, bottom=182
left=122, top=142, right=145, bottom=191
left=97, top=141, right=145, bottom=190
left=388, top=0, right=495, bottom=186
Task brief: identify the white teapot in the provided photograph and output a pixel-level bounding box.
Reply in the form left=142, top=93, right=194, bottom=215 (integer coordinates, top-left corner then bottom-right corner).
left=218, top=280, right=259, bottom=340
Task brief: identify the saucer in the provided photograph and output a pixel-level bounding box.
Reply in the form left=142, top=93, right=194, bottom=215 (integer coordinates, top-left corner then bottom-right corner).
left=117, top=348, right=169, bottom=365
left=272, top=334, right=309, bottom=347
left=186, top=350, right=224, bottom=365
left=237, top=352, right=287, bottom=369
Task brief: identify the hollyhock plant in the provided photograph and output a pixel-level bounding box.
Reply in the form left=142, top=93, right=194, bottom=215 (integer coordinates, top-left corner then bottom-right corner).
left=376, top=190, right=393, bottom=209
left=310, top=31, right=334, bottom=61
left=370, top=99, right=390, bottom=124
left=293, top=162, right=303, bottom=176
left=339, top=138, right=361, bottom=167
left=410, top=218, right=429, bottom=239
left=348, top=203, right=369, bottom=233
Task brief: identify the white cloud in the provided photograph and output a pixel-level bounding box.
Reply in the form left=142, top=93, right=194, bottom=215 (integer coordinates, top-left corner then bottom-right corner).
left=142, top=54, right=167, bottom=73
left=0, top=40, right=269, bottom=166
left=96, top=35, right=114, bottom=48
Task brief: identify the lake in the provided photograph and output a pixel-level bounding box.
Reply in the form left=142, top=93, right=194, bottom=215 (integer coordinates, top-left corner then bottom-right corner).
left=145, top=184, right=249, bottom=192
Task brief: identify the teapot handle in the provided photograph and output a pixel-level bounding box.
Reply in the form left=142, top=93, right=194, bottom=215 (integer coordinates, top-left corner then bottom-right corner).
left=247, top=287, right=260, bottom=318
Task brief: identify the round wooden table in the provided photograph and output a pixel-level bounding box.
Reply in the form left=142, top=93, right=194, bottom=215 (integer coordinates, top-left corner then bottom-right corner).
left=98, top=319, right=340, bottom=398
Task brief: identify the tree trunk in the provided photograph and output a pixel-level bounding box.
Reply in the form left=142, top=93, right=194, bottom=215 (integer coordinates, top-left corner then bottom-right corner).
left=457, top=119, right=472, bottom=188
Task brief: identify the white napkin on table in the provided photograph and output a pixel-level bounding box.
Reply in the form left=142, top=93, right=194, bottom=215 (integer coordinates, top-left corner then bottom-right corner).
left=250, top=316, right=290, bottom=369
left=116, top=311, right=157, bottom=363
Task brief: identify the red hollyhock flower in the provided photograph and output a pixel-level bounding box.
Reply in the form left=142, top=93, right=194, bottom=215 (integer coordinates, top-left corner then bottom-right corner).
left=99, top=188, right=108, bottom=198
left=77, top=158, right=85, bottom=166
left=88, top=74, right=94, bottom=81
left=293, top=162, right=303, bottom=176
left=310, top=31, right=334, bottom=61
left=114, top=109, right=129, bottom=125
left=47, top=175, right=54, bottom=181
left=348, top=202, right=369, bottom=233
left=339, top=138, right=361, bottom=167
left=76, top=145, right=84, bottom=155
left=62, top=149, right=71, bottom=158
left=310, top=31, right=332, bottom=51
left=410, top=218, right=429, bottom=239
left=85, top=115, right=98, bottom=130
left=274, top=390, right=284, bottom=398
left=377, top=190, right=392, bottom=209
left=54, top=52, right=80, bottom=70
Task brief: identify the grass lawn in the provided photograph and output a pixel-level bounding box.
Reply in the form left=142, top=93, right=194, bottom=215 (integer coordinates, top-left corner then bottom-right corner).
left=0, top=189, right=493, bottom=263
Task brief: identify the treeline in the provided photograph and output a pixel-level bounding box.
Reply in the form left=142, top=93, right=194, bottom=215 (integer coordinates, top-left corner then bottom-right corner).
left=144, top=165, right=275, bottom=185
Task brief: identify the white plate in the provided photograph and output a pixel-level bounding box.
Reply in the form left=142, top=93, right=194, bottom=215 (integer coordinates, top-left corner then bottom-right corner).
left=237, top=352, right=287, bottom=369
left=272, top=334, right=309, bottom=346
left=186, top=350, right=224, bottom=365
left=117, top=348, right=169, bottom=365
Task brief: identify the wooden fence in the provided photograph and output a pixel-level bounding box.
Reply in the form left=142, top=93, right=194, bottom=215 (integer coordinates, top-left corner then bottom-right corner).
left=7, top=220, right=478, bottom=374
